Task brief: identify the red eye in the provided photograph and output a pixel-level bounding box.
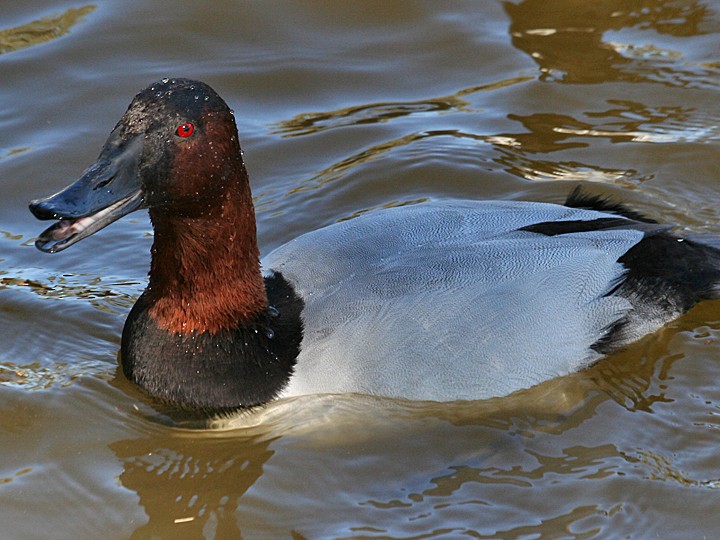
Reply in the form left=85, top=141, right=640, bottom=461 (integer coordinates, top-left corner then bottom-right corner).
left=176, top=122, right=194, bottom=137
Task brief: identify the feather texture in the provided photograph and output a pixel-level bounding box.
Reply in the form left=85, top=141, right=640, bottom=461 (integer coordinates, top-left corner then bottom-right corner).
left=263, top=200, right=646, bottom=400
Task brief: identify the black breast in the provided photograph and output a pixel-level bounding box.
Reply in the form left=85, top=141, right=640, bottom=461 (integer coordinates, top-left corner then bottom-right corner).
left=120, top=272, right=304, bottom=413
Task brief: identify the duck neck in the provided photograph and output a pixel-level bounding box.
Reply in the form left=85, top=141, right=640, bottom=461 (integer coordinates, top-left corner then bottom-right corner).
left=146, top=178, right=267, bottom=334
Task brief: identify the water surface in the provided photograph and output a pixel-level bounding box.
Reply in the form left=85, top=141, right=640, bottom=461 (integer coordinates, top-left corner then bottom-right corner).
left=2, top=1, right=720, bottom=538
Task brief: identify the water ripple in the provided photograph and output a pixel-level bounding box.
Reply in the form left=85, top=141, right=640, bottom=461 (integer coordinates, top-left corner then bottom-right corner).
left=272, top=76, right=533, bottom=138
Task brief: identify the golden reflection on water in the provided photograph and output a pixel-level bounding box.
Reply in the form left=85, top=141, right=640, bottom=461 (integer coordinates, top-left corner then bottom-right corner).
left=111, top=432, right=270, bottom=539
left=505, top=0, right=716, bottom=86
left=272, top=78, right=719, bottom=202
left=0, top=359, right=108, bottom=390
left=494, top=148, right=651, bottom=187
left=108, top=393, right=588, bottom=538
left=101, top=361, right=681, bottom=538
left=0, top=273, right=138, bottom=307
left=500, top=103, right=719, bottom=153
left=0, top=6, right=95, bottom=55
left=0, top=148, right=30, bottom=160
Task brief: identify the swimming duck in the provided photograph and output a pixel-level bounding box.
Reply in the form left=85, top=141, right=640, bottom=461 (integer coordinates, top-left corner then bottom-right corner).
left=29, top=78, right=720, bottom=413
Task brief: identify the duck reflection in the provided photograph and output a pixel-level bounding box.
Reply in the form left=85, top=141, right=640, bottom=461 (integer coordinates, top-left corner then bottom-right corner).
left=105, top=342, right=690, bottom=539
left=110, top=430, right=272, bottom=539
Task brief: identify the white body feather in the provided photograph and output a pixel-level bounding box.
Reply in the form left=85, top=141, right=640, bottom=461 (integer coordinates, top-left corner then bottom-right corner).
left=263, top=200, right=645, bottom=401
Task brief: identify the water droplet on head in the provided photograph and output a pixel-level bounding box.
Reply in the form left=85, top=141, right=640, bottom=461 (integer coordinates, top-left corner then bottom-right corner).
left=161, top=77, right=169, bottom=84
left=204, top=96, right=209, bottom=101
left=267, top=306, right=280, bottom=317
left=265, top=328, right=275, bottom=339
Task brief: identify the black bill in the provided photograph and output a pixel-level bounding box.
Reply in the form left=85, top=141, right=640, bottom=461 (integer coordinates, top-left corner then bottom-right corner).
left=29, top=134, right=145, bottom=253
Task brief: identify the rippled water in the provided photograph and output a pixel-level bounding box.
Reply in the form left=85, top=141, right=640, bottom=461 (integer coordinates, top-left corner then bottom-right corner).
left=2, top=1, right=720, bottom=538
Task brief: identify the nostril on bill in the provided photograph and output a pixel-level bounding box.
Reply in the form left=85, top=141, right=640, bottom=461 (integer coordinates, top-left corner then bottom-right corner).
left=94, top=175, right=116, bottom=190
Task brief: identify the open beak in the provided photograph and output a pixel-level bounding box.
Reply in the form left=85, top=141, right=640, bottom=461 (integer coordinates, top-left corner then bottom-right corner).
left=29, top=134, right=145, bottom=253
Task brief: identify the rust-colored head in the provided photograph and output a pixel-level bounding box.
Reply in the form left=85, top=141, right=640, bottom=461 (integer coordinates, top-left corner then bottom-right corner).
left=30, top=78, right=268, bottom=333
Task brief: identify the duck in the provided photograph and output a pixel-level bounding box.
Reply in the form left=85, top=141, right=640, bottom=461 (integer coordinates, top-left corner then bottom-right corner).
left=28, top=78, right=720, bottom=413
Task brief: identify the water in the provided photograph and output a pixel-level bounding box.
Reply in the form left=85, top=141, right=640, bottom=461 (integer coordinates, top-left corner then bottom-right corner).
left=2, top=1, right=720, bottom=538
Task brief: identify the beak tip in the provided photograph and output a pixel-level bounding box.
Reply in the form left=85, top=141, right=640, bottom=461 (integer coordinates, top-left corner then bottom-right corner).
left=29, top=198, right=57, bottom=220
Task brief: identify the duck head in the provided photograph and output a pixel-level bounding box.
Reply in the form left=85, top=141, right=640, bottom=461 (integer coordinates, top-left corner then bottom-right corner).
left=29, top=78, right=244, bottom=252
left=28, top=79, right=300, bottom=412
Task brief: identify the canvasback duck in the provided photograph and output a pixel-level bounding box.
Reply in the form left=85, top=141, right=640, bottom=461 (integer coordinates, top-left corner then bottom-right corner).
left=29, top=78, right=720, bottom=413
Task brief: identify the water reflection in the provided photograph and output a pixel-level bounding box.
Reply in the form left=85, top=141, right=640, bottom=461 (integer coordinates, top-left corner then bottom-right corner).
left=82, top=320, right=720, bottom=538
left=489, top=101, right=719, bottom=184
left=494, top=504, right=622, bottom=538
left=504, top=0, right=717, bottom=87
left=265, top=0, right=720, bottom=200
left=289, top=129, right=489, bottom=195
left=586, top=101, right=720, bottom=142
left=493, top=147, right=651, bottom=187
left=0, top=6, right=95, bottom=55
left=0, top=269, right=139, bottom=310
left=629, top=446, right=720, bottom=487
left=111, top=431, right=271, bottom=539
left=495, top=100, right=718, bottom=154
left=105, top=380, right=614, bottom=534
left=284, top=103, right=697, bottom=194
left=272, top=76, right=533, bottom=138
left=590, top=324, right=691, bottom=413
left=0, top=359, right=108, bottom=390
left=0, top=147, right=30, bottom=160
left=107, top=375, right=702, bottom=537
